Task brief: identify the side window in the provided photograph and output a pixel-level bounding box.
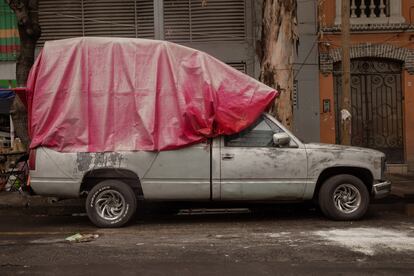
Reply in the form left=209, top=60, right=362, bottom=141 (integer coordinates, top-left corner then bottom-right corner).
left=224, top=116, right=283, bottom=147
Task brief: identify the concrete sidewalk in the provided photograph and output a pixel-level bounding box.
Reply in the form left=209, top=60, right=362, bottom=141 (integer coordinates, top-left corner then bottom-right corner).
left=387, top=173, right=414, bottom=199
left=0, top=174, right=413, bottom=215
left=0, top=192, right=84, bottom=215
left=381, top=173, right=414, bottom=216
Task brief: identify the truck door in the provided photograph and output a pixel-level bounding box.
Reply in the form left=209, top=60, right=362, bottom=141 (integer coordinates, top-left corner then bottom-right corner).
left=218, top=115, right=307, bottom=200
left=141, top=142, right=211, bottom=200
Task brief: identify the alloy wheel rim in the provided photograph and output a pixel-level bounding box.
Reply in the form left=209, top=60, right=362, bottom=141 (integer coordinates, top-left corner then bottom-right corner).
left=94, top=190, right=126, bottom=221
left=333, top=184, right=361, bottom=214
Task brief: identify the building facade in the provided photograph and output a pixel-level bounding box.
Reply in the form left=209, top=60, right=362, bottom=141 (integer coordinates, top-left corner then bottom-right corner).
left=319, top=0, right=414, bottom=173
left=36, top=0, right=258, bottom=76
left=0, top=0, right=320, bottom=144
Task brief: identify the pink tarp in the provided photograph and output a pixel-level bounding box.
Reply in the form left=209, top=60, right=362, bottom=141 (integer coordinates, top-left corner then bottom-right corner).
left=27, top=37, right=278, bottom=152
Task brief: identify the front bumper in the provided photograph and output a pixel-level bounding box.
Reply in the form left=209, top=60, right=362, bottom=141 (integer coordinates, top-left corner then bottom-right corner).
left=372, top=180, right=392, bottom=199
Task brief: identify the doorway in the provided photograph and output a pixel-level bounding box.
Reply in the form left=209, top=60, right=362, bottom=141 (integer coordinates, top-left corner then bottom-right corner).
left=334, top=58, right=404, bottom=163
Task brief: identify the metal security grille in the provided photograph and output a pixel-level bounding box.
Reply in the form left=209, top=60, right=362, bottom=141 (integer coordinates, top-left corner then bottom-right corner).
left=38, top=0, right=154, bottom=45
left=163, top=0, right=246, bottom=42
left=334, top=59, right=404, bottom=163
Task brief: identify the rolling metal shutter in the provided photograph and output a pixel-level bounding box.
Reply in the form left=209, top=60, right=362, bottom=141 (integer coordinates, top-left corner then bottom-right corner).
left=227, top=62, right=246, bottom=73
left=164, top=0, right=190, bottom=42
left=38, top=0, right=154, bottom=46
left=38, top=0, right=83, bottom=44
left=83, top=0, right=136, bottom=37
left=136, top=0, right=155, bottom=38
left=164, top=0, right=246, bottom=42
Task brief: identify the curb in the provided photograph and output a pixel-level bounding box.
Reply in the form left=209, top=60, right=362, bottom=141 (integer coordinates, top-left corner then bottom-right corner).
left=1, top=192, right=413, bottom=217
left=0, top=192, right=83, bottom=209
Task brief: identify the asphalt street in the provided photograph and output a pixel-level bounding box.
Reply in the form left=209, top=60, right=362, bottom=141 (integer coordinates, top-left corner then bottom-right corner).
left=0, top=205, right=413, bottom=275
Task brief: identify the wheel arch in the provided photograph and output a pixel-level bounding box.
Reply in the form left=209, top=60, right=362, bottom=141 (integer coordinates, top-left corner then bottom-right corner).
left=313, top=166, right=374, bottom=200
left=79, top=168, right=143, bottom=199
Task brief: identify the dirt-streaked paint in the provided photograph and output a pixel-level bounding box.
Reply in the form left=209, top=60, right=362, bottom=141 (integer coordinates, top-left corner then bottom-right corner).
left=76, top=152, right=124, bottom=172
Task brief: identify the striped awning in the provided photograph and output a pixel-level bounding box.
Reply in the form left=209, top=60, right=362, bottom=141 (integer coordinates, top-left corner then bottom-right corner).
left=0, top=2, right=20, bottom=61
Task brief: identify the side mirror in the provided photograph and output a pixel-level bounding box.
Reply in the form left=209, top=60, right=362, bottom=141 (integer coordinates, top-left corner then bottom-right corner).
left=273, top=133, right=291, bottom=147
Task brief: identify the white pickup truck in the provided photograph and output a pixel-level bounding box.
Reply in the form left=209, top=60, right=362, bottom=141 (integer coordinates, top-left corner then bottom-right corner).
left=29, top=113, right=391, bottom=228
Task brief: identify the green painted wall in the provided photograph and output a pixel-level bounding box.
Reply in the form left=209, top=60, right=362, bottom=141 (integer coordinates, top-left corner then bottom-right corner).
left=0, top=79, right=17, bottom=88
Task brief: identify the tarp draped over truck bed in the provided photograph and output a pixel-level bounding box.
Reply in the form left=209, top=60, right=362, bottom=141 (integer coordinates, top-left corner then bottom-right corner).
left=27, top=37, right=278, bottom=152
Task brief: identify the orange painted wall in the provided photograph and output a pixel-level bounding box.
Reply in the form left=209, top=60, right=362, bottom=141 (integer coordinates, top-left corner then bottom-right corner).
left=321, top=32, right=414, bottom=50
left=319, top=1, right=414, bottom=167
left=320, top=0, right=335, bottom=27
left=403, top=0, right=414, bottom=24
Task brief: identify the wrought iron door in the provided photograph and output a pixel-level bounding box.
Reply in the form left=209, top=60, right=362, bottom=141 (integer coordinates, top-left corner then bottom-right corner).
left=334, top=59, right=404, bottom=163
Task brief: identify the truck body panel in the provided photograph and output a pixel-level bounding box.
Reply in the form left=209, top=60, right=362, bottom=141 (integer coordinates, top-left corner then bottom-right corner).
left=29, top=114, right=388, bottom=202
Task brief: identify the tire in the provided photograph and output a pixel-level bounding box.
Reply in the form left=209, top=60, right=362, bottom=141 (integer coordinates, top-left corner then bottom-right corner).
left=318, top=174, right=369, bottom=221
left=86, top=180, right=137, bottom=228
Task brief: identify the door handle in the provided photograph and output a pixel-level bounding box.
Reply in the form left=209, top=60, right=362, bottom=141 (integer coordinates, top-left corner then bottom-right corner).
left=222, top=153, right=235, bottom=160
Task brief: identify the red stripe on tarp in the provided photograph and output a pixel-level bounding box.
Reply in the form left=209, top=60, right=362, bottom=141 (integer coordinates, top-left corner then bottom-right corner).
left=0, top=45, right=20, bottom=53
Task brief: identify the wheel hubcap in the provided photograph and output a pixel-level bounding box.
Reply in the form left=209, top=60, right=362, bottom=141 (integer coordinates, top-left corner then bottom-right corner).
left=94, top=190, right=126, bottom=221
left=333, top=184, right=361, bottom=214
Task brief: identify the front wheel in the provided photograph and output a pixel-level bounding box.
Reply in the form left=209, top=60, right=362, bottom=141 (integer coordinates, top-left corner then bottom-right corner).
left=86, top=180, right=137, bottom=228
left=318, top=174, right=369, bottom=220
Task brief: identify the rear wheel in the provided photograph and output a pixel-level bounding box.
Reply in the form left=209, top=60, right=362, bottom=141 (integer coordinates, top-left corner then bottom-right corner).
left=86, top=180, right=137, bottom=228
left=318, top=174, right=369, bottom=220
